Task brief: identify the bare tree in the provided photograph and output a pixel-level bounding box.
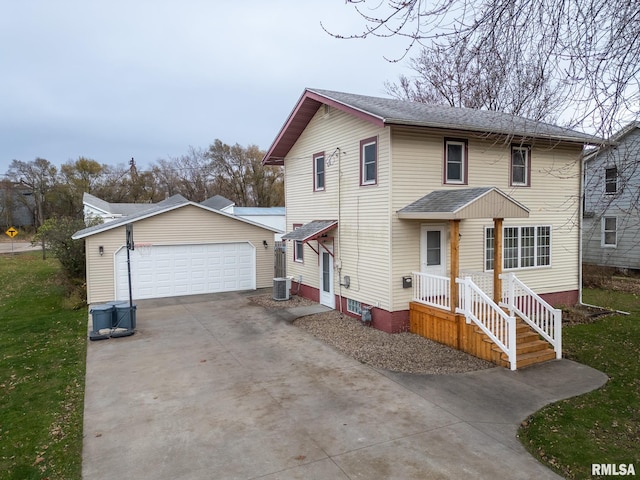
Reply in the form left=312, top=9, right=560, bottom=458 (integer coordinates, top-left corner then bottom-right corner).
left=385, top=38, right=562, bottom=123
left=206, top=140, right=284, bottom=207
left=329, top=0, right=640, bottom=135
left=7, top=158, right=58, bottom=227
left=151, top=147, right=215, bottom=202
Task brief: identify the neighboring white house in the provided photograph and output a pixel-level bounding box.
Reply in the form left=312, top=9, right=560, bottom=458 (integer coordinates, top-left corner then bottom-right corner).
left=583, top=121, right=640, bottom=270
left=83, top=192, right=152, bottom=223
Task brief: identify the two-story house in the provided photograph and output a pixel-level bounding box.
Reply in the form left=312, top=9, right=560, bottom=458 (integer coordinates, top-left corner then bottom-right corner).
left=264, top=88, right=602, bottom=369
left=583, top=122, right=640, bottom=271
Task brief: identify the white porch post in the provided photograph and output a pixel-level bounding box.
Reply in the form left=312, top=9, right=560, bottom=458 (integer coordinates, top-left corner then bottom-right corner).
left=493, top=218, right=503, bottom=305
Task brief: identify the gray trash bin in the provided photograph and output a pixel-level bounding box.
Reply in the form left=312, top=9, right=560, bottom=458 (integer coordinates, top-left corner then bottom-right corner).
left=106, top=300, right=128, bottom=327
left=90, top=304, right=114, bottom=332
left=114, top=303, right=136, bottom=330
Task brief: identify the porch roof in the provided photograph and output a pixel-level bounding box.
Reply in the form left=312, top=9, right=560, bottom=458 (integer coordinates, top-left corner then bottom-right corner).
left=397, top=187, right=530, bottom=220
left=281, top=220, right=338, bottom=242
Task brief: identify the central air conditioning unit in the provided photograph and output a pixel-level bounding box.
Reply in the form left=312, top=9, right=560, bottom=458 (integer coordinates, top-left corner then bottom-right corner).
left=272, top=277, right=290, bottom=301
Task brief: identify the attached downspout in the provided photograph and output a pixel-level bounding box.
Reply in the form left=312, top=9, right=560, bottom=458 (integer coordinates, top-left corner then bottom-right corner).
left=337, top=147, right=343, bottom=315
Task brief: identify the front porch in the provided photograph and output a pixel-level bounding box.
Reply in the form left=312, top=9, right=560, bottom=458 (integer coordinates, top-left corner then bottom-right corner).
left=398, top=187, right=562, bottom=370
left=410, top=271, right=562, bottom=370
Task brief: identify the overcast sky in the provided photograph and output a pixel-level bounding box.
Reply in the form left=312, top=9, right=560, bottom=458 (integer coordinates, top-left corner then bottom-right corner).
left=0, top=1, right=408, bottom=175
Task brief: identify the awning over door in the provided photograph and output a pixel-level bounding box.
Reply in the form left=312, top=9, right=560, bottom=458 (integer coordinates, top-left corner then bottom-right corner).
left=397, top=187, right=529, bottom=220
left=281, top=220, right=338, bottom=241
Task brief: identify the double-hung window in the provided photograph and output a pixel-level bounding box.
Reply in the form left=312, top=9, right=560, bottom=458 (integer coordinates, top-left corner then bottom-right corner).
left=511, top=146, right=530, bottom=186
left=602, top=216, right=617, bottom=247
left=314, top=152, right=325, bottom=191
left=444, top=138, right=467, bottom=184
left=605, top=167, right=618, bottom=194
left=293, top=223, right=304, bottom=262
left=360, top=137, right=377, bottom=185
left=484, top=225, right=551, bottom=271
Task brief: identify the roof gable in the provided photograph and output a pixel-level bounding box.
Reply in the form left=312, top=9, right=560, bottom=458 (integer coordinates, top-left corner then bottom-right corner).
left=263, top=88, right=605, bottom=165
left=397, top=187, right=530, bottom=220
left=72, top=197, right=279, bottom=239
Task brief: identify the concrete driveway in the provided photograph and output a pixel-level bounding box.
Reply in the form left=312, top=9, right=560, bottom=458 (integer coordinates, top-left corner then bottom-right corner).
left=82, top=290, right=607, bottom=479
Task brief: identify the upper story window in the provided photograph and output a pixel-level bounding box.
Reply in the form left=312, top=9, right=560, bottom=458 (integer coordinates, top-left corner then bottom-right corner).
left=602, top=216, right=617, bottom=247
left=313, top=152, right=325, bottom=191
left=444, top=138, right=467, bottom=184
left=605, top=167, right=618, bottom=194
left=360, top=137, right=377, bottom=185
left=511, top=146, right=531, bottom=186
left=293, top=224, right=304, bottom=262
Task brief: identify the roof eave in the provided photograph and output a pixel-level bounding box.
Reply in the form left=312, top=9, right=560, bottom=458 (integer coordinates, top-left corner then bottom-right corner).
left=263, top=89, right=385, bottom=166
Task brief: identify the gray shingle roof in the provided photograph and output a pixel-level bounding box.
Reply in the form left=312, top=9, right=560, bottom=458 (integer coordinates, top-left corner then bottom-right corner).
left=200, top=195, right=235, bottom=210
left=399, top=187, right=495, bottom=214
left=83, top=192, right=154, bottom=216
left=309, top=89, right=603, bottom=144
left=282, top=220, right=338, bottom=241
left=397, top=187, right=529, bottom=220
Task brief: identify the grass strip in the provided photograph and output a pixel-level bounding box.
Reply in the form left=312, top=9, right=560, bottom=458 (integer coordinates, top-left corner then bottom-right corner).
left=0, top=253, right=87, bottom=480
left=519, top=288, right=640, bottom=479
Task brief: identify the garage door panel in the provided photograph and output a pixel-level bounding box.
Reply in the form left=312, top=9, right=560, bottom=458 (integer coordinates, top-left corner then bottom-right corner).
left=115, top=243, right=256, bottom=300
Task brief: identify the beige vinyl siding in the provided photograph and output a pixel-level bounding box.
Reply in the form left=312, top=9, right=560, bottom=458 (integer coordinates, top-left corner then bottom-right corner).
left=390, top=127, right=582, bottom=310
left=84, top=205, right=275, bottom=304
left=284, top=106, right=394, bottom=310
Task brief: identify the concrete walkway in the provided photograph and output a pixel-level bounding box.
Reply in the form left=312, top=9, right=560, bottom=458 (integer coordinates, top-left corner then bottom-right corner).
left=82, top=291, right=607, bottom=479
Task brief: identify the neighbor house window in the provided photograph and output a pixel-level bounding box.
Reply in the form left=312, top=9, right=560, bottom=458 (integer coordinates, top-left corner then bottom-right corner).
left=360, top=137, right=377, bottom=185
left=605, top=167, right=618, bottom=194
left=484, top=225, right=551, bottom=271
left=511, top=146, right=531, bottom=186
left=444, top=138, right=467, bottom=184
left=293, top=223, right=304, bottom=262
left=314, top=152, right=325, bottom=191
left=602, top=216, right=617, bottom=247
left=347, top=299, right=362, bottom=315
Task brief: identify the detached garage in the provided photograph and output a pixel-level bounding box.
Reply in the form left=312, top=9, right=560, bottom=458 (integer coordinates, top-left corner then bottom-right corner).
left=73, top=195, right=280, bottom=305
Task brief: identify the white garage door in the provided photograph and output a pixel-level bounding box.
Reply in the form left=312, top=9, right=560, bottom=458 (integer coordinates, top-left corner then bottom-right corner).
left=115, top=243, right=256, bottom=300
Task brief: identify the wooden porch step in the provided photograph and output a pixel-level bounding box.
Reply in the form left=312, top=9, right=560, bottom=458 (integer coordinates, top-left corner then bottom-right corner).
left=501, top=349, right=556, bottom=369
left=473, top=321, right=556, bottom=369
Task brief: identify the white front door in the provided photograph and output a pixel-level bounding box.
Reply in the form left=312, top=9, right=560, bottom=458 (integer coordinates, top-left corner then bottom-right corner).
left=420, top=225, right=447, bottom=277
left=319, top=241, right=335, bottom=308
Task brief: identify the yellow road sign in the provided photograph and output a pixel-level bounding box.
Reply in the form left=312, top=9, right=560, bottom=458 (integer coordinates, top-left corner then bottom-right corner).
left=5, top=227, right=18, bottom=238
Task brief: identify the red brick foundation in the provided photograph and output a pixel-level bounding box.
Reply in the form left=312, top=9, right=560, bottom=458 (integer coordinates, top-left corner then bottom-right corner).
left=290, top=281, right=575, bottom=333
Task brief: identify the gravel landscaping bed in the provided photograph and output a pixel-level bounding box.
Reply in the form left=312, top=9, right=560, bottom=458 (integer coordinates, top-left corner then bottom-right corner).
left=249, top=294, right=494, bottom=374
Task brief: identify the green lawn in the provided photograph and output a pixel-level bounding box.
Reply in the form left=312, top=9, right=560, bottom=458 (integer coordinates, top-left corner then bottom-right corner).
left=0, top=253, right=87, bottom=480
left=519, top=288, right=640, bottom=479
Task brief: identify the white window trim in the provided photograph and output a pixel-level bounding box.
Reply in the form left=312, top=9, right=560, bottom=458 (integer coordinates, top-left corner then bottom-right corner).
left=293, top=224, right=304, bottom=263
left=314, top=154, right=325, bottom=191
left=601, top=216, right=617, bottom=248
left=361, top=138, right=377, bottom=185
left=604, top=166, right=618, bottom=195
left=445, top=139, right=467, bottom=184
left=511, top=146, right=529, bottom=186
left=484, top=225, right=553, bottom=272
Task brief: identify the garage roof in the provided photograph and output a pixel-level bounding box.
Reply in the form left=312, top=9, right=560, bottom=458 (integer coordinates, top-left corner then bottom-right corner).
left=72, top=195, right=280, bottom=240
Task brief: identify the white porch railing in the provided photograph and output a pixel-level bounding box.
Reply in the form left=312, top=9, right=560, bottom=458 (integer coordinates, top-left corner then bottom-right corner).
left=500, top=272, right=562, bottom=359
left=457, top=276, right=517, bottom=370
left=412, top=272, right=450, bottom=311
left=460, top=270, right=494, bottom=298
